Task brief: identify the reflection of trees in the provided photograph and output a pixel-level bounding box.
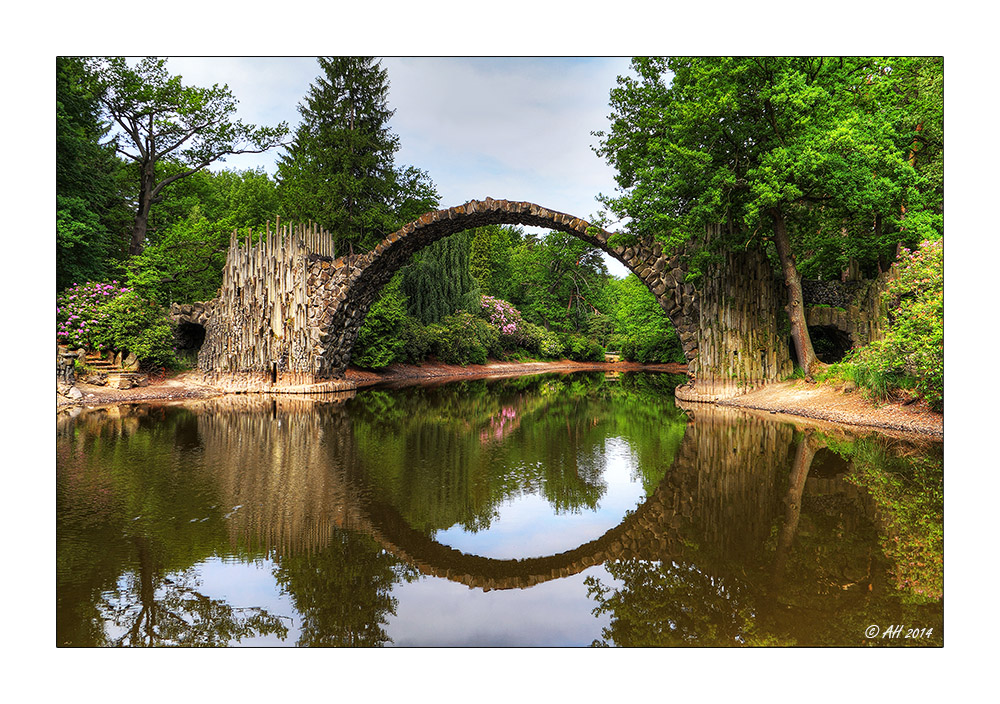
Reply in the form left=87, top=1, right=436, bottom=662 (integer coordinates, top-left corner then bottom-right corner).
left=100, top=537, right=289, bottom=647
left=272, top=530, right=418, bottom=647
left=57, top=403, right=292, bottom=646
left=585, top=413, right=945, bottom=647
left=347, top=373, right=689, bottom=535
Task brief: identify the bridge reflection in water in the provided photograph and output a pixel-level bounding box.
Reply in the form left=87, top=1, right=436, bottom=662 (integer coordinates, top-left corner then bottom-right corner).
left=56, top=373, right=943, bottom=646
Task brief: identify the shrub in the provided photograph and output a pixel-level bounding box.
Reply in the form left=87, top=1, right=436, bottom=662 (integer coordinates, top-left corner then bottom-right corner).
left=560, top=333, right=605, bottom=362
left=848, top=239, right=943, bottom=409
left=434, top=311, right=500, bottom=365
left=92, top=290, right=177, bottom=368
left=352, top=278, right=410, bottom=369
left=56, top=281, right=128, bottom=350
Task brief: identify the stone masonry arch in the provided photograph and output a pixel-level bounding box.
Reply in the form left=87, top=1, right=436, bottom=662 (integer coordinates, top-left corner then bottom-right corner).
left=309, top=198, right=696, bottom=378
left=196, top=199, right=792, bottom=398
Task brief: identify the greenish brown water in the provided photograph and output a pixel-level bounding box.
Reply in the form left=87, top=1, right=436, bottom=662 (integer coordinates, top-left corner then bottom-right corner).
left=56, top=371, right=943, bottom=646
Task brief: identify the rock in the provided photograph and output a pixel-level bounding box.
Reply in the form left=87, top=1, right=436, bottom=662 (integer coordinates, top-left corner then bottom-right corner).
left=68, top=386, right=84, bottom=400
left=843, top=381, right=857, bottom=393
left=83, top=372, right=108, bottom=386
left=123, top=352, right=139, bottom=371
left=108, top=376, right=133, bottom=390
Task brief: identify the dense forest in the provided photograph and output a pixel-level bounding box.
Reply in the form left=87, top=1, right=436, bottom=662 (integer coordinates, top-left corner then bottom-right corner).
left=56, top=56, right=944, bottom=406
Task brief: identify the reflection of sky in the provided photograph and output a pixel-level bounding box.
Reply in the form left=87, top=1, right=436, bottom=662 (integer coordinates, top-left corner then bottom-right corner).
left=433, top=436, right=643, bottom=559
left=194, top=557, right=301, bottom=647
left=386, top=565, right=619, bottom=647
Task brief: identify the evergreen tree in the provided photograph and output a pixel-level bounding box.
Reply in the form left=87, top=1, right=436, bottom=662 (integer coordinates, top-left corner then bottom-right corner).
left=278, top=57, right=437, bottom=251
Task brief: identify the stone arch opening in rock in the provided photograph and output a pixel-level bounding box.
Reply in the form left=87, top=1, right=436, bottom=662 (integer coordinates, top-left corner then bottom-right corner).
left=807, top=324, right=853, bottom=364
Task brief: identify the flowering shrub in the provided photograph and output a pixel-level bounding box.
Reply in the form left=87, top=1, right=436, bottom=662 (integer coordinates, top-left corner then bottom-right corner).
left=480, top=295, right=522, bottom=337
left=93, top=290, right=177, bottom=368
left=56, top=281, right=128, bottom=349
left=848, top=239, right=943, bottom=409
left=56, top=281, right=176, bottom=368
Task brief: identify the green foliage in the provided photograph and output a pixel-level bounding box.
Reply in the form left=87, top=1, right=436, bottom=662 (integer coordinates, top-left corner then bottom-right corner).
left=56, top=281, right=176, bottom=367
left=401, top=232, right=477, bottom=324
left=92, top=290, right=177, bottom=368
left=277, top=57, right=437, bottom=251
left=93, top=56, right=288, bottom=256
left=559, top=333, right=605, bottom=362
left=125, top=208, right=231, bottom=305
left=56, top=281, right=128, bottom=349
left=431, top=311, right=501, bottom=366
left=469, top=225, right=522, bottom=298
left=508, top=231, right=611, bottom=333
left=352, top=277, right=410, bottom=369
left=607, top=275, right=684, bottom=363
left=594, top=56, right=939, bottom=278
left=845, top=239, right=944, bottom=408
left=56, top=57, right=130, bottom=290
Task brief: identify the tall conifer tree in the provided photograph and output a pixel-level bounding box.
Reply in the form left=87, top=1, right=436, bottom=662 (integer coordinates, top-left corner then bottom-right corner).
left=278, top=57, right=418, bottom=251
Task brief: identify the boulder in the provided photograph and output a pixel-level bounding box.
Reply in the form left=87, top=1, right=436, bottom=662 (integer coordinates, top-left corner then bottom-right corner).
left=123, top=352, right=139, bottom=371
left=68, top=386, right=84, bottom=400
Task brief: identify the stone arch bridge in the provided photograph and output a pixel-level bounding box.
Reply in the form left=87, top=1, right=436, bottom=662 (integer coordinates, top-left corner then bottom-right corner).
left=178, top=199, right=791, bottom=400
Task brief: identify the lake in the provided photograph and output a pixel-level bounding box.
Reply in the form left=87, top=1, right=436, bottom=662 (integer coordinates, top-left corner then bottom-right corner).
left=56, top=371, right=943, bottom=646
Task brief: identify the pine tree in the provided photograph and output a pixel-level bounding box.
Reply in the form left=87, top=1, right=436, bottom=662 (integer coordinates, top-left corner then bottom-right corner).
left=277, top=57, right=406, bottom=251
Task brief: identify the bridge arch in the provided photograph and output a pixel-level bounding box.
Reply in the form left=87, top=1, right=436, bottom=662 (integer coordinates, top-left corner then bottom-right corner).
left=307, top=199, right=697, bottom=378
left=197, top=198, right=792, bottom=398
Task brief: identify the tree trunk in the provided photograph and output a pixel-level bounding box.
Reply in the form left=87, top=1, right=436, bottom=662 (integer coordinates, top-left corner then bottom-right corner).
left=129, top=163, right=156, bottom=256
left=770, top=207, right=818, bottom=374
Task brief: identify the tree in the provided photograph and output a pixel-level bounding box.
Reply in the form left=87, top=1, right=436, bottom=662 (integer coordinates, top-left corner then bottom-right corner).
left=400, top=231, right=478, bottom=325
left=508, top=231, right=611, bottom=333
left=469, top=224, right=522, bottom=299
left=93, top=57, right=288, bottom=256
left=277, top=57, right=437, bottom=251
left=596, top=57, right=924, bottom=375
left=56, top=57, right=130, bottom=289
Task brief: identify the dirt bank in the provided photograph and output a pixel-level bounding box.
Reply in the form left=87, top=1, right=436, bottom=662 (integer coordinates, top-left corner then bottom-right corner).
left=55, top=360, right=943, bottom=439
left=55, top=360, right=687, bottom=410
left=719, top=380, right=943, bottom=438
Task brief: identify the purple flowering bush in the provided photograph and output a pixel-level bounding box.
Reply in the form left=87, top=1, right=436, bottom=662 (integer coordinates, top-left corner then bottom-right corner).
left=56, top=281, right=128, bottom=350
left=56, top=281, right=176, bottom=368
left=479, top=295, right=522, bottom=337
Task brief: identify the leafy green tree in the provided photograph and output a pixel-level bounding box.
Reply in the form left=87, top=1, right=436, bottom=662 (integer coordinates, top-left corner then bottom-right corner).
left=56, top=57, right=130, bottom=289
left=353, top=275, right=411, bottom=369
left=92, top=56, right=288, bottom=256
left=277, top=57, right=438, bottom=252
left=595, top=57, right=927, bottom=375
left=607, top=274, right=684, bottom=363
left=125, top=169, right=283, bottom=305
left=508, top=231, right=611, bottom=334
left=469, top=224, right=523, bottom=298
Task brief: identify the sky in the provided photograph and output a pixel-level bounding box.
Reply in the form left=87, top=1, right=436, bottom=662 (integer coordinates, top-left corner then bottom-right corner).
left=161, top=56, right=636, bottom=275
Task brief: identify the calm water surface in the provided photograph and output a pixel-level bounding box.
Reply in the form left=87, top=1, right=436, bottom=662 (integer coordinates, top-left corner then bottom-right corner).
left=56, top=372, right=943, bottom=646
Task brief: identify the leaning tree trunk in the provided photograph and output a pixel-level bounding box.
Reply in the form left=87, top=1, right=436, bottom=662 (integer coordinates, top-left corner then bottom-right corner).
left=770, top=208, right=818, bottom=375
